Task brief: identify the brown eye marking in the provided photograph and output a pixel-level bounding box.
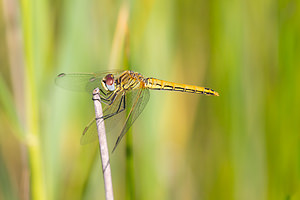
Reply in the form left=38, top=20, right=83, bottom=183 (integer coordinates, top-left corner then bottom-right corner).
left=105, top=74, right=114, bottom=85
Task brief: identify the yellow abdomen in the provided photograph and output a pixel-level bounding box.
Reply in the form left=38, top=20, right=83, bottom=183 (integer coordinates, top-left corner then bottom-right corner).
left=145, top=78, right=219, bottom=96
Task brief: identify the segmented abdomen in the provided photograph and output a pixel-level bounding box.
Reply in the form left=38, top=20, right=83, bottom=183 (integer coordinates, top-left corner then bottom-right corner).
left=145, top=78, right=219, bottom=96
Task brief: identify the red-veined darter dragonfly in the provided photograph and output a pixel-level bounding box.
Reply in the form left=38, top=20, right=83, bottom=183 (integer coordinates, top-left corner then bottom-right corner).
left=56, top=70, right=219, bottom=152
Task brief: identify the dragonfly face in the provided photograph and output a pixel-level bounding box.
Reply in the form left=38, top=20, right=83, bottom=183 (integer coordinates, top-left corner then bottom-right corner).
left=101, top=74, right=116, bottom=92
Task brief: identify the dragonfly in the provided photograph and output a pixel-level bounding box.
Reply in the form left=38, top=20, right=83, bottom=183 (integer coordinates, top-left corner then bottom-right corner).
left=55, top=70, right=219, bottom=152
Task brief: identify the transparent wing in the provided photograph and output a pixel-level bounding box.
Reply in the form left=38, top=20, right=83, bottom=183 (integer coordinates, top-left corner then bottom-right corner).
left=55, top=70, right=124, bottom=92
left=80, top=87, right=150, bottom=152
left=112, top=88, right=150, bottom=152
left=80, top=118, right=97, bottom=145
left=80, top=89, right=127, bottom=144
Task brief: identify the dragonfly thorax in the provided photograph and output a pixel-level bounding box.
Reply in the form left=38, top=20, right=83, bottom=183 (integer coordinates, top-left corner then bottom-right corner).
left=102, top=74, right=116, bottom=92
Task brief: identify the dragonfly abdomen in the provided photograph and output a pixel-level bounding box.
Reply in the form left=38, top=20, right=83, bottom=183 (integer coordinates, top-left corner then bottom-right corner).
left=145, top=78, right=219, bottom=96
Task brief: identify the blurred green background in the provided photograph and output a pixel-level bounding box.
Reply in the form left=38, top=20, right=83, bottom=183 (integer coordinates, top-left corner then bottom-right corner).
left=0, top=0, right=300, bottom=199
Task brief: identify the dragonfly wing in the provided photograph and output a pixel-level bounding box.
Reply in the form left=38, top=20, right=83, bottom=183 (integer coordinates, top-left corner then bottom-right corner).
left=55, top=71, right=124, bottom=92
left=80, top=118, right=98, bottom=144
left=55, top=73, right=103, bottom=92
left=112, top=88, right=150, bottom=152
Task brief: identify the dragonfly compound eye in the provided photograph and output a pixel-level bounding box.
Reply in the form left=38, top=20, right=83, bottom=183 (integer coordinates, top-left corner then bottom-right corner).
left=104, top=74, right=115, bottom=91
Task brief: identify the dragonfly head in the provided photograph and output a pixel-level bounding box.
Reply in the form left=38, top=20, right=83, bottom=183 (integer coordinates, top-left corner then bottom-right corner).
left=102, top=74, right=116, bottom=92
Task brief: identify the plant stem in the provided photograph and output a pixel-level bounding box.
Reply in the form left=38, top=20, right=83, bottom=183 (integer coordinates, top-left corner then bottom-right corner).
left=92, top=88, right=114, bottom=200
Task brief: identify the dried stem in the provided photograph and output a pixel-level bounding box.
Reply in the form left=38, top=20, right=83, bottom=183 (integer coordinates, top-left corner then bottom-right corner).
left=92, top=88, right=114, bottom=200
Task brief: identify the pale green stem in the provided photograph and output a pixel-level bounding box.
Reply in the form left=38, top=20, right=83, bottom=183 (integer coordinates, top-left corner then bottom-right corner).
left=20, top=0, right=46, bottom=199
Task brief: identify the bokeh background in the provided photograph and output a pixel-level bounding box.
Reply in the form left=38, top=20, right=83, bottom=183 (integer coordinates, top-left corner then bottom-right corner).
left=0, top=0, right=300, bottom=199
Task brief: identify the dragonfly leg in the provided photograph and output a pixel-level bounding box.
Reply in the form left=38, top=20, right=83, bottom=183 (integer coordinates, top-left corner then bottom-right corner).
left=100, top=90, right=120, bottom=105
left=96, top=94, right=126, bottom=120
left=105, top=90, right=117, bottom=100
left=107, top=92, right=119, bottom=106
left=98, top=88, right=107, bottom=96
left=92, top=88, right=106, bottom=100
left=100, top=88, right=118, bottom=102
left=103, top=94, right=126, bottom=120
left=92, top=88, right=117, bottom=105
left=96, top=90, right=120, bottom=106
